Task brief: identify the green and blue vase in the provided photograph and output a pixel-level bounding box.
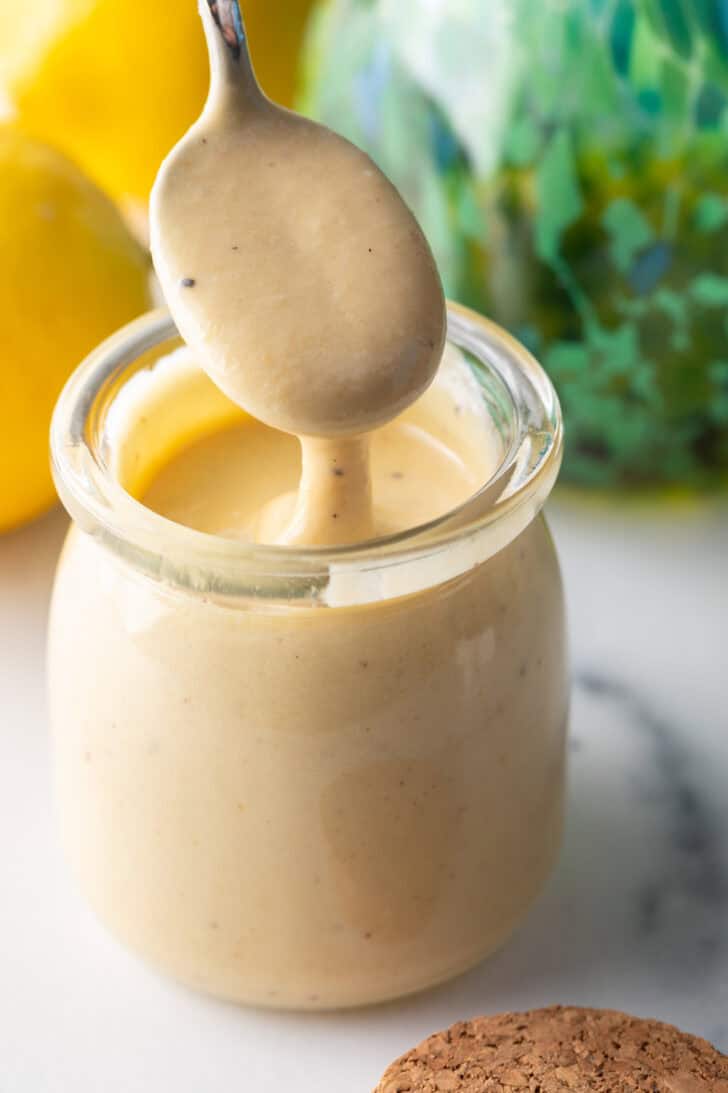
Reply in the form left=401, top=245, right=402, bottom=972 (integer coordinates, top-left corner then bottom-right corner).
left=301, top=0, right=728, bottom=489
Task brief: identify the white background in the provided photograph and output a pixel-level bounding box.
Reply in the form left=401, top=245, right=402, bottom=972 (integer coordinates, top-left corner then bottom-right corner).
left=2, top=498, right=727, bottom=1091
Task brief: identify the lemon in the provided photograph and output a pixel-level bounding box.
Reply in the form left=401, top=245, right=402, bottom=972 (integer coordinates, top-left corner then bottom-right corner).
left=0, top=128, right=151, bottom=533
left=244, top=0, right=317, bottom=107
left=0, top=0, right=316, bottom=204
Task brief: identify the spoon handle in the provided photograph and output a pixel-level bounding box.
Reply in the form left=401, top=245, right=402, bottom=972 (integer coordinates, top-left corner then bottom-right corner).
left=200, top=0, right=265, bottom=111
left=207, top=0, right=246, bottom=59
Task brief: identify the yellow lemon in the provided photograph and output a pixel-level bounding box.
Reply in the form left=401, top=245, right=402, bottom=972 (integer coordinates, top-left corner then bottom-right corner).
left=0, top=128, right=151, bottom=533
left=244, top=0, right=317, bottom=107
left=0, top=0, right=316, bottom=204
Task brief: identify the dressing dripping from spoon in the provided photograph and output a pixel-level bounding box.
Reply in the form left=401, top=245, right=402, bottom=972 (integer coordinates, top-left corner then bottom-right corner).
left=151, top=0, right=445, bottom=546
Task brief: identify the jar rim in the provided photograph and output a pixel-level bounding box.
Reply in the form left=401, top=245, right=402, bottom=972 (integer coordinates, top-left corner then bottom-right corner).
left=50, top=304, right=563, bottom=604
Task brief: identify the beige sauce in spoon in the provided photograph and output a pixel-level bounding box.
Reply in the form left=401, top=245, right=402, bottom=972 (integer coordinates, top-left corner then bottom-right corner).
left=150, top=0, right=445, bottom=545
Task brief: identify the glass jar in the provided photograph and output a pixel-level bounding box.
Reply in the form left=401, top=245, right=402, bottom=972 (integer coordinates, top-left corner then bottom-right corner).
left=48, top=304, right=567, bottom=1010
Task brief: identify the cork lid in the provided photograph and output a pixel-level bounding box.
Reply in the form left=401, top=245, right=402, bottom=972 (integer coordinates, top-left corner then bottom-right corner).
left=374, top=1006, right=728, bottom=1092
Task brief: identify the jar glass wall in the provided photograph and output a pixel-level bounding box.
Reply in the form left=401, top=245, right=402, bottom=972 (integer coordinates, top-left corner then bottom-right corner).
left=48, top=305, right=568, bottom=1009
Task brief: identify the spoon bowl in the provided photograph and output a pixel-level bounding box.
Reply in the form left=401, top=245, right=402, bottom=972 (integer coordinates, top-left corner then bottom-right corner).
left=150, top=0, right=446, bottom=438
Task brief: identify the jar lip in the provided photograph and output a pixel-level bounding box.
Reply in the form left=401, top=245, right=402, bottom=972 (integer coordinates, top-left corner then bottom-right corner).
left=51, top=304, right=562, bottom=598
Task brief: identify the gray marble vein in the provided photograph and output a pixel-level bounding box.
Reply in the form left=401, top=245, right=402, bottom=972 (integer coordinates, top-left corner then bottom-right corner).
left=576, top=670, right=728, bottom=949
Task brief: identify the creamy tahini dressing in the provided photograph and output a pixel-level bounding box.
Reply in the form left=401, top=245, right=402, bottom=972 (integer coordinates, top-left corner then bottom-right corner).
left=150, top=0, right=445, bottom=546
left=47, top=1, right=568, bottom=1012
left=140, top=347, right=493, bottom=543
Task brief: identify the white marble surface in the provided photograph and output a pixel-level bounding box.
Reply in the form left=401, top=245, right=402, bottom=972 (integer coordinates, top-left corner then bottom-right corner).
left=1, top=497, right=726, bottom=1091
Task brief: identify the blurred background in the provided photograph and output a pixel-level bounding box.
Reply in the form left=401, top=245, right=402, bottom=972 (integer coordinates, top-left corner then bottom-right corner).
left=1, top=0, right=728, bottom=537
left=1, top=4, right=726, bottom=1089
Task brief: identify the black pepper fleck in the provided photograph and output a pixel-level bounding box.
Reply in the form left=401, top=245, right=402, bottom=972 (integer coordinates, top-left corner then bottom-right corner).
left=181, top=277, right=196, bottom=288
left=333, top=467, right=344, bottom=477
